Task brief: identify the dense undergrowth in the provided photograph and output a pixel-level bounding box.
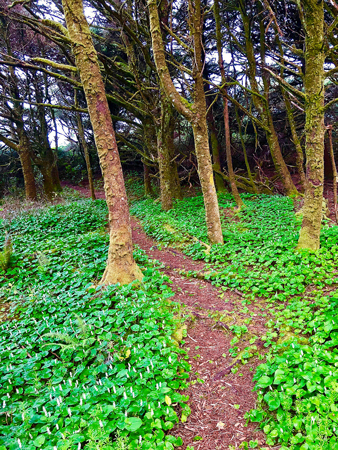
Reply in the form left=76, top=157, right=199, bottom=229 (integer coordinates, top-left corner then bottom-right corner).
left=131, top=191, right=338, bottom=450
left=131, top=194, right=338, bottom=300
left=0, top=199, right=189, bottom=449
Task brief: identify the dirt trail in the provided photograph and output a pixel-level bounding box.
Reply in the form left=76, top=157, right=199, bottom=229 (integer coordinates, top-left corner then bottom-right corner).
left=67, top=183, right=272, bottom=449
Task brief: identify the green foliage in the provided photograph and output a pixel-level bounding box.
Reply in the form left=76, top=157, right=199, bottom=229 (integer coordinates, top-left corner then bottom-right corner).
left=245, top=291, right=338, bottom=449
left=130, top=190, right=338, bottom=449
left=0, top=200, right=189, bottom=449
left=131, top=194, right=338, bottom=300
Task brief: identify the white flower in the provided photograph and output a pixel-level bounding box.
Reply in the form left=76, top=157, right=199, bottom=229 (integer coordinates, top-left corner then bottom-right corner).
left=18, top=439, right=22, bottom=449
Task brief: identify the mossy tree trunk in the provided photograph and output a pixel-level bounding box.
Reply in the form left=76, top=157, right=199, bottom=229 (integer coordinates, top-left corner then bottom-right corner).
left=296, top=0, right=325, bottom=251
left=0, top=57, right=37, bottom=201
left=148, top=0, right=223, bottom=244
left=19, top=145, right=37, bottom=201
left=0, top=131, right=37, bottom=201
left=62, top=0, right=142, bottom=285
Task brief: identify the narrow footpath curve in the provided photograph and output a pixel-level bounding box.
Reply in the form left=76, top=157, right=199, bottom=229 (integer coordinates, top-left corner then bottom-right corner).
left=66, top=184, right=273, bottom=449
left=131, top=219, right=270, bottom=450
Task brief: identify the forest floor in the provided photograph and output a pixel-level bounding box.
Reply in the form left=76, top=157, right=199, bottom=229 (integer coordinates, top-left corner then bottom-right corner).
left=2, top=181, right=338, bottom=449
left=66, top=182, right=280, bottom=450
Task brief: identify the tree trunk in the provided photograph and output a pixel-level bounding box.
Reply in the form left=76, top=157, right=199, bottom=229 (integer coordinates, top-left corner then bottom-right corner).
left=62, top=0, right=142, bottom=285
left=192, top=75, right=223, bottom=243
left=18, top=134, right=37, bottom=201
left=51, top=165, right=62, bottom=192
left=296, top=0, right=325, bottom=251
left=40, top=167, right=55, bottom=201
left=147, top=0, right=223, bottom=244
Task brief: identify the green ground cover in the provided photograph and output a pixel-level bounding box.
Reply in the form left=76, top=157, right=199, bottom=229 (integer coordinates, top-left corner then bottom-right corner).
left=0, top=200, right=189, bottom=450
left=131, top=192, right=338, bottom=450
left=131, top=194, right=338, bottom=300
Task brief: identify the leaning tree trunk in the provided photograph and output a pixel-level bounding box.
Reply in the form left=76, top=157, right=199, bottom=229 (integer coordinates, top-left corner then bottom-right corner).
left=296, top=0, right=325, bottom=251
left=147, top=0, right=223, bottom=244
left=62, top=0, right=142, bottom=285
left=193, top=76, right=224, bottom=243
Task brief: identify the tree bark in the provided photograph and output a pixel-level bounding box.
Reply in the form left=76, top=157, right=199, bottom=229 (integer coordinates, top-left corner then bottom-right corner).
left=0, top=131, right=37, bottom=201
left=296, top=0, right=325, bottom=251
left=148, top=0, right=223, bottom=244
left=62, top=0, right=142, bottom=285
left=17, top=132, right=37, bottom=201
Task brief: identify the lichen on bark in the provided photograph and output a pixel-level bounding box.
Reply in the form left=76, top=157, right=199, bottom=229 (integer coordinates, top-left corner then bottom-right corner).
left=62, top=0, right=142, bottom=285
left=296, top=0, right=326, bottom=251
